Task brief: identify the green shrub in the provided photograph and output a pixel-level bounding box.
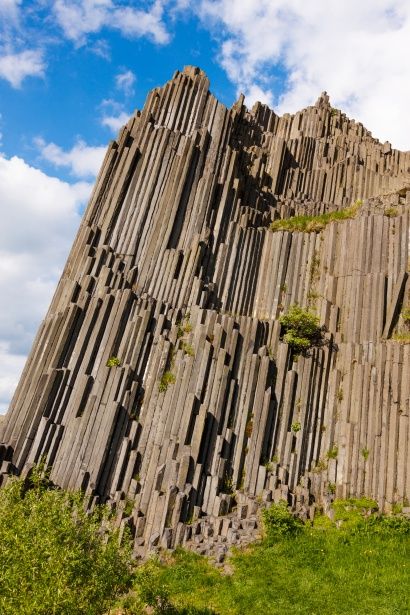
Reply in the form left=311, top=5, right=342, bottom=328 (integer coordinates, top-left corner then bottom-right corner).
left=0, top=469, right=132, bottom=615
left=262, top=501, right=303, bottom=541
left=106, top=356, right=121, bottom=367
left=291, top=421, right=301, bottom=433
left=279, top=305, right=321, bottom=353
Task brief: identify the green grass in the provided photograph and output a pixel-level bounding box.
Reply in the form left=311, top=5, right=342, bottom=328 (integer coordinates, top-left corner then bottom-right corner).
left=271, top=200, right=362, bottom=233
left=117, top=508, right=410, bottom=614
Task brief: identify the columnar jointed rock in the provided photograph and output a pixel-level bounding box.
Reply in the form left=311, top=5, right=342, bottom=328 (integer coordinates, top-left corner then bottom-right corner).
left=1, top=66, right=409, bottom=556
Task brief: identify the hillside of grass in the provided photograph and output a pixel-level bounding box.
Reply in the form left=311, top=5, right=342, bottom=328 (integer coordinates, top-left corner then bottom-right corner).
left=115, top=501, right=410, bottom=615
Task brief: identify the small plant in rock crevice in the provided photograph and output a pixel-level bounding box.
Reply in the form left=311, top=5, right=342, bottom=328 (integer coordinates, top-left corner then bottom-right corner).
left=384, top=206, right=398, bottom=217
left=245, top=417, right=254, bottom=438
left=291, top=421, right=301, bottom=433
left=401, top=306, right=410, bottom=323
left=159, top=370, right=176, bottom=393
left=180, top=341, right=195, bottom=357
left=361, top=447, right=370, bottom=461
left=326, top=444, right=339, bottom=460
left=328, top=482, right=336, bottom=494
left=106, top=356, right=121, bottom=367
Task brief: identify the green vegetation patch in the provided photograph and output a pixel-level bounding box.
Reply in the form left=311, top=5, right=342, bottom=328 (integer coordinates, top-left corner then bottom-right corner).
left=271, top=199, right=362, bottom=233
left=159, top=370, right=177, bottom=392
left=392, top=332, right=410, bottom=344
left=384, top=206, right=399, bottom=217
left=116, top=505, right=410, bottom=614
left=279, top=305, right=321, bottom=353
left=0, top=469, right=132, bottom=615
left=401, top=307, right=410, bottom=322
left=107, top=356, right=121, bottom=367
left=2, top=473, right=409, bottom=615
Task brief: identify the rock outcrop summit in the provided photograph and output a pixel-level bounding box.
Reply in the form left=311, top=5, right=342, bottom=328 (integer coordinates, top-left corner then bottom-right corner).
left=1, top=66, right=409, bottom=556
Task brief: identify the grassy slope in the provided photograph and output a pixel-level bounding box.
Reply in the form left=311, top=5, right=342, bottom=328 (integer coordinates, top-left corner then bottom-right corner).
left=121, top=523, right=409, bottom=615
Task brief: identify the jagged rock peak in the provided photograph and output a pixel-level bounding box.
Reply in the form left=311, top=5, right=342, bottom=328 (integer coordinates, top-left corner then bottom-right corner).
left=315, top=91, right=330, bottom=107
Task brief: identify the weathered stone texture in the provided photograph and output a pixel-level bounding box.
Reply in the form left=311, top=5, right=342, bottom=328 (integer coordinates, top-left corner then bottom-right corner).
left=1, top=66, right=409, bottom=556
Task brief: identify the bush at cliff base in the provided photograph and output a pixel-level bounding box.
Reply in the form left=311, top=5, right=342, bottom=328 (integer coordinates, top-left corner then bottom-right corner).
left=0, top=469, right=132, bottom=615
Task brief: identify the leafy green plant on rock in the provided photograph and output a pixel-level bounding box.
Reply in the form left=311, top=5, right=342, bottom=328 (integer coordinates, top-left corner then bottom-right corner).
left=279, top=305, right=321, bottom=354
left=291, top=421, right=301, bottom=433
left=401, top=306, right=410, bottom=323
left=106, top=356, right=121, bottom=367
left=384, top=206, right=398, bottom=217
left=361, top=447, right=370, bottom=461
left=159, top=370, right=176, bottom=393
left=326, top=444, right=339, bottom=460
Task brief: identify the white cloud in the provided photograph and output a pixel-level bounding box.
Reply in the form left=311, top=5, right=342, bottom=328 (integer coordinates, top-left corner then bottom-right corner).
left=53, top=0, right=170, bottom=46
left=197, top=0, right=410, bottom=149
left=0, top=49, right=45, bottom=88
left=111, top=2, right=170, bottom=44
left=35, top=138, right=106, bottom=178
left=0, top=0, right=21, bottom=22
left=0, top=154, right=90, bottom=413
left=0, top=342, right=25, bottom=415
left=101, top=109, right=130, bottom=133
left=115, top=69, right=136, bottom=96
left=53, top=0, right=111, bottom=45
left=99, top=98, right=131, bottom=132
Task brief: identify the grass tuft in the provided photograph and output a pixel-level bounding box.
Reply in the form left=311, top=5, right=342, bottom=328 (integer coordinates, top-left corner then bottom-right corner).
left=271, top=200, right=362, bottom=233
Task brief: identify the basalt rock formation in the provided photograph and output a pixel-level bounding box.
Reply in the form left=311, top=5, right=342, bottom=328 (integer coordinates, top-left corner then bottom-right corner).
left=1, top=66, right=409, bottom=556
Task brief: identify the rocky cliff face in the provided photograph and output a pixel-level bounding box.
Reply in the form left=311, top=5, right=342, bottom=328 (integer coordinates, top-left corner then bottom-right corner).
left=1, top=66, right=409, bottom=556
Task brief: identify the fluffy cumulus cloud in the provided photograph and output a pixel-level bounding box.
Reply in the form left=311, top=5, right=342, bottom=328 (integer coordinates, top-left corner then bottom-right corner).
left=197, top=0, right=410, bottom=149
left=0, top=49, right=46, bottom=88
left=115, top=69, right=136, bottom=96
left=101, top=111, right=130, bottom=132
left=53, top=0, right=170, bottom=46
left=99, top=98, right=131, bottom=133
left=35, top=138, right=106, bottom=178
left=0, top=154, right=90, bottom=413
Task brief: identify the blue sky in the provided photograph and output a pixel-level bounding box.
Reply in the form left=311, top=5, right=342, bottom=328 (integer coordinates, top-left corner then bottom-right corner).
left=0, top=4, right=237, bottom=179
left=1, top=0, right=410, bottom=413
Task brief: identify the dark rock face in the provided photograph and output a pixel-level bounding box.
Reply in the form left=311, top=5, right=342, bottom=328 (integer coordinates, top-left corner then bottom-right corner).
left=1, top=66, right=409, bottom=556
